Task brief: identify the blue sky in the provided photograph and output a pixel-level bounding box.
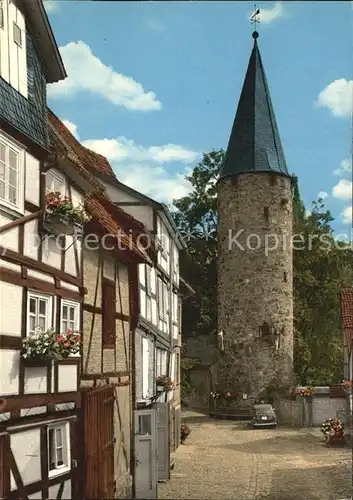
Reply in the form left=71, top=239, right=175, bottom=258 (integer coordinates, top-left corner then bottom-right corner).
left=44, top=0, right=352, bottom=238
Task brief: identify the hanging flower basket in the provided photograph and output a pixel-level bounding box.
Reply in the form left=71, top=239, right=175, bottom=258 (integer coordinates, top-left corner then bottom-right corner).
left=43, top=191, right=91, bottom=237
left=156, top=376, right=174, bottom=391
left=341, top=380, right=352, bottom=390
left=21, top=327, right=81, bottom=362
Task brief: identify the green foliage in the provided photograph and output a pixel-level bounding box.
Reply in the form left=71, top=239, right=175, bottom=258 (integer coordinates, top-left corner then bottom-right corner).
left=180, top=355, right=200, bottom=399
left=172, top=150, right=353, bottom=387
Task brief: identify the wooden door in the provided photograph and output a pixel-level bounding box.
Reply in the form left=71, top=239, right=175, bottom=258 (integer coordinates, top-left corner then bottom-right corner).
left=82, top=385, right=115, bottom=499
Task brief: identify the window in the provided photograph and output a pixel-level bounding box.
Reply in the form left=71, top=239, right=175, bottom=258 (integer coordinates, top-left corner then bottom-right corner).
left=102, top=279, right=116, bottom=347
left=45, top=170, right=66, bottom=196
left=142, top=337, right=150, bottom=398
left=172, top=293, right=178, bottom=324
left=0, top=139, right=21, bottom=209
left=0, top=6, right=4, bottom=29
left=27, top=292, right=52, bottom=335
left=263, top=207, right=269, bottom=221
left=145, top=266, right=152, bottom=322
left=156, top=348, right=167, bottom=377
left=48, top=423, right=70, bottom=477
left=158, top=279, right=169, bottom=320
left=13, top=21, right=21, bottom=46
left=283, top=271, right=287, bottom=283
left=61, top=300, right=79, bottom=333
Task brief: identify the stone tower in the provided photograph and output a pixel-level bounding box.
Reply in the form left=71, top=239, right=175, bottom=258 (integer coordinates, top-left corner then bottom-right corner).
left=217, top=32, right=293, bottom=402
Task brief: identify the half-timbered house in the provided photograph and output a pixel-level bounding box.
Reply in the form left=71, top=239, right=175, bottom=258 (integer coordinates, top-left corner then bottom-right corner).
left=70, top=162, right=186, bottom=497
left=0, top=0, right=94, bottom=498
left=47, top=110, right=156, bottom=499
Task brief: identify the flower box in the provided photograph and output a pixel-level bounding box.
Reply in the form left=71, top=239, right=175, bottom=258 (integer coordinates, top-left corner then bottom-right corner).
left=43, top=213, right=83, bottom=237
left=22, top=357, right=52, bottom=367
left=156, top=376, right=173, bottom=391
left=156, top=385, right=165, bottom=392
left=21, top=327, right=81, bottom=362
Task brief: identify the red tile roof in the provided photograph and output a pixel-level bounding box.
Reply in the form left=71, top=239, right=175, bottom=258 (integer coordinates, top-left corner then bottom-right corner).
left=48, top=109, right=117, bottom=180
left=47, top=109, right=151, bottom=263
left=85, top=194, right=151, bottom=263
left=340, top=288, right=353, bottom=348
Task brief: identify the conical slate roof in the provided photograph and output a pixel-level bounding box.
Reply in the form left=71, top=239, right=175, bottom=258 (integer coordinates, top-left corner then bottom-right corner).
left=219, top=33, right=289, bottom=179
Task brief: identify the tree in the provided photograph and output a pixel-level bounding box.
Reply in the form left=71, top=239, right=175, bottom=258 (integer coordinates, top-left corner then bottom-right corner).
left=172, top=150, right=353, bottom=385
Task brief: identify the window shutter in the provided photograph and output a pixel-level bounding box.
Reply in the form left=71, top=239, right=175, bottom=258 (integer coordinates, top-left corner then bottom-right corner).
left=0, top=1, right=9, bottom=82
left=102, top=280, right=116, bottom=347
left=16, top=5, right=27, bottom=98
left=142, top=337, right=149, bottom=398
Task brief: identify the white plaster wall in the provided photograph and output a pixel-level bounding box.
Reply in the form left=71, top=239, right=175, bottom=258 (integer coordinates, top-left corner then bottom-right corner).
left=0, top=214, right=19, bottom=251
left=55, top=402, right=75, bottom=411
left=64, top=235, right=77, bottom=276
left=11, top=429, right=41, bottom=487
left=140, top=289, right=146, bottom=318
left=101, top=181, right=154, bottom=230
left=0, top=282, right=22, bottom=336
left=27, top=269, right=54, bottom=284
left=24, top=367, right=47, bottom=394
left=23, top=219, right=39, bottom=260
left=20, top=406, right=47, bottom=417
left=25, top=153, right=40, bottom=206
left=0, top=350, right=19, bottom=395
left=0, top=260, right=21, bottom=273
left=41, top=236, right=61, bottom=269
left=70, top=186, right=82, bottom=207
left=103, top=255, right=115, bottom=281
left=28, top=492, right=42, bottom=499
left=57, top=364, right=77, bottom=392
left=60, top=282, right=80, bottom=293
left=48, top=480, right=71, bottom=499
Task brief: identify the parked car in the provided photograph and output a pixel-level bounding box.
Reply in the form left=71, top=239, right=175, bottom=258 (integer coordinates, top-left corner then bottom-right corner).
left=251, top=403, right=277, bottom=428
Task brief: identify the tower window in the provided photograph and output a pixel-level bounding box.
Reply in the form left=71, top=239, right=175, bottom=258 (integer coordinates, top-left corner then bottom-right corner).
left=263, top=207, right=269, bottom=221
left=13, top=22, right=22, bottom=47
left=283, top=271, right=287, bottom=282
left=269, top=174, right=277, bottom=186
left=260, top=321, right=271, bottom=336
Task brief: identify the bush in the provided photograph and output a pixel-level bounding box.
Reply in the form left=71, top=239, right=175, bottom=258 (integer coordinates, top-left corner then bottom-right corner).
left=181, top=423, right=191, bottom=444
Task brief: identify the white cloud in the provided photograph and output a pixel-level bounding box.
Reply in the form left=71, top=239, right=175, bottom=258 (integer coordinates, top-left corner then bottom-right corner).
left=47, top=41, right=161, bottom=112
left=332, top=179, right=353, bottom=200
left=146, top=19, right=166, bottom=33
left=317, top=191, right=329, bottom=200
left=341, top=205, right=352, bottom=224
left=81, top=136, right=200, bottom=203
left=316, top=79, right=353, bottom=118
left=249, top=2, right=284, bottom=24
left=333, top=157, right=352, bottom=176
left=43, top=1, right=57, bottom=13
left=61, top=119, right=79, bottom=140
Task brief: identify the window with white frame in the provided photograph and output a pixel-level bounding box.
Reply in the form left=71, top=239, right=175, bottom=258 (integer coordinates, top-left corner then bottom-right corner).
left=48, top=422, right=70, bottom=477
left=172, top=292, right=178, bottom=324
left=142, top=336, right=152, bottom=399
left=0, top=139, right=21, bottom=210
left=61, top=300, right=79, bottom=333
left=45, top=170, right=66, bottom=196
left=13, top=21, right=21, bottom=46
left=157, top=278, right=169, bottom=320
left=156, top=348, right=168, bottom=377
left=27, top=292, right=53, bottom=335
left=145, top=265, right=152, bottom=322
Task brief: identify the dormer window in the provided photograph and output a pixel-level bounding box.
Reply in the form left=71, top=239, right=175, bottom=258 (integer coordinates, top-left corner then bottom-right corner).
left=13, top=22, right=21, bottom=47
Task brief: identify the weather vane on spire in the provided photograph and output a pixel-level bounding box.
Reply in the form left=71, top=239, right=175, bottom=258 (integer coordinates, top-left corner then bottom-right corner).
left=250, top=3, right=260, bottom=39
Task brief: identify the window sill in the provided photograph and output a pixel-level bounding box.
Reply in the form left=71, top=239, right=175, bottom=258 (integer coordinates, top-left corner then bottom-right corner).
left=0, top=202, right=25, bottom=219
left=48, top=465, right=70, bottom=479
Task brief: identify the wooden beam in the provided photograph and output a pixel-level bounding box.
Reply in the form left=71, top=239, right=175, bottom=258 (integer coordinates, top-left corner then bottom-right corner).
left=0, top=247, right=82, bottom=287
left=0, top=335, right=22, bottom=350
left=0, top=267, right=83, bottom=302
left=83, top=302, right=129, bottom=322
left=0, top=211, right=42, bottom=235
left=0, top=392, right=81, bottom=413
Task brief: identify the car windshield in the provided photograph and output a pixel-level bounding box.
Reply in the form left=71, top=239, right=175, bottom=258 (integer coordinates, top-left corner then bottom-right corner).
left=254, top=405, right=273, bottom=414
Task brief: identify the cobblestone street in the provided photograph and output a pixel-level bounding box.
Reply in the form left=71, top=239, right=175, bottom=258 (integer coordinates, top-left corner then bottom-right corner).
left=158, top=412, right=352, bottom=500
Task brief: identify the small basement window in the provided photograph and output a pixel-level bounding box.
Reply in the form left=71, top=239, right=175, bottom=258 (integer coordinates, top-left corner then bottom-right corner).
left=48, top=423, right=71, bottom=477
left=13, top=22, right=22, bottom=47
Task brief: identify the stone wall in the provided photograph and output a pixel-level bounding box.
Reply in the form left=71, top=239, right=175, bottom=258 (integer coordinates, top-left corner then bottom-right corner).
left=217, top=172, right=293, bottom=400
left=274, top=399, right=303, bottom=427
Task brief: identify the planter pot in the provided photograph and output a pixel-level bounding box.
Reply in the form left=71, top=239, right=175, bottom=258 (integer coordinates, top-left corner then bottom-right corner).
left=22, top=357, right=52, bottom=367
left=156, top=386, right=165, bottom=392
left=43, top=213, right=83, bottom=237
